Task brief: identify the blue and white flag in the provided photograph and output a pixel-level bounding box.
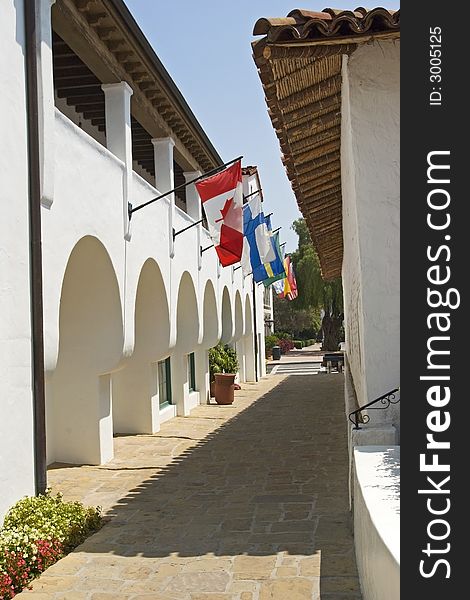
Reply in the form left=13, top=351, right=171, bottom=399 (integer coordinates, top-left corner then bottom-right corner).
left=272, top=279, right=284, bottom=295
left=253, top=229, right=286, bottom=285
left=241, top=194, right=275, bottom=276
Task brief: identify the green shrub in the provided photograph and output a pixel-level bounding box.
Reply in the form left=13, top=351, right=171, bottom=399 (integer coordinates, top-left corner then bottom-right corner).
left=264, top=335, right=280, bottom=355
left=223, top=345, right=239, bottom=374
left=293, top=340, right=304, bottom=349
left=209, top=344, right=239, bottom=380
left=274, top=332, right=291, bottom=340
left=0, top=490, right=101, bottom=598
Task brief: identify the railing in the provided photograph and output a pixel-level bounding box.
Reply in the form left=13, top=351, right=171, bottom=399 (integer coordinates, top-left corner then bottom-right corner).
left=348, top=387, right=400, bottom=430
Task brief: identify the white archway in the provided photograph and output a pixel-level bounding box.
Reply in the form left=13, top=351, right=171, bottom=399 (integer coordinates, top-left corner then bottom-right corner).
left=243, top=293, right=256, bottom=382
left=46, top=236, right=123, bottom=465
left=201, top=279, right=219, bottom=350
left=172, top=272, right=200, bottom=416
left=220, top=286, right=233, bottom=344
left=175, top=272, right=199, bottom=353
left=233, top=291, right=244, bottom=342
left=113, top=259, right=170, bottom=434
left=195, top=280, right=220, bottom=405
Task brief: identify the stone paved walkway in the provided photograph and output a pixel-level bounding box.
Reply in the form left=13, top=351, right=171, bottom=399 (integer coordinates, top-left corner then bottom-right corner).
left=19, top=374, right=361, bottom=600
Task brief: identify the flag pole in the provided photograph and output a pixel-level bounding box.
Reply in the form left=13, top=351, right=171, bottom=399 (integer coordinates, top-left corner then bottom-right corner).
left=174, top=188, right=267, bottom=240
left=129, top=155, right=243, bottom=219
left=243, top=189, right=262, bottom=202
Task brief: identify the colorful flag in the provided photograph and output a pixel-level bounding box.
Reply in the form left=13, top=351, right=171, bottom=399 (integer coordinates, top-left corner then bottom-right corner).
left=285, top=256, right=298, bottom=300
left=196, top=160, right=243, bottom=266
left=273, top=258, right=291, bottom=298
left=272, top=279, right=284, bottom=296
left=272, top=257, right=298, bottom=300
left=253, top=230, right=286, bottom=285
left=241, top=194, right=275, bottom=276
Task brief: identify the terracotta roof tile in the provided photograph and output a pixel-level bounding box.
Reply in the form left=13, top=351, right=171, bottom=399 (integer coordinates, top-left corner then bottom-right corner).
left=242, top=166, right=259, bottom=176
left=253, top=7, right=399, bottom=43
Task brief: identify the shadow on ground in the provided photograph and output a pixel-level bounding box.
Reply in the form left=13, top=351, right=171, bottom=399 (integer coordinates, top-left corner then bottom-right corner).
left=54, top=375, right=361, bottom=597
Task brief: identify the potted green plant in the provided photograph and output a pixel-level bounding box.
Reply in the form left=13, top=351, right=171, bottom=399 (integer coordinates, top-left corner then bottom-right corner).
left=209, top=345, right=224, bottom=398
left=209, top=344, right=239, bottom=404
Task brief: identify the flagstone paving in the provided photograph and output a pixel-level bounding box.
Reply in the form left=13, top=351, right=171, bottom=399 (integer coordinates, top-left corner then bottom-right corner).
left=19, top=374, right=361, bottom=600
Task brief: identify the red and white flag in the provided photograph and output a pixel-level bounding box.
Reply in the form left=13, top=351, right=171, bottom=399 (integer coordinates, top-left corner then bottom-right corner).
left=196, top=160, right=243, bottom=266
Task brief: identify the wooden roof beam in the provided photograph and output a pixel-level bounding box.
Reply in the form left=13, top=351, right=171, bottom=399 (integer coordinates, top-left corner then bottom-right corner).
left=57, top=85, right=103, bottom=98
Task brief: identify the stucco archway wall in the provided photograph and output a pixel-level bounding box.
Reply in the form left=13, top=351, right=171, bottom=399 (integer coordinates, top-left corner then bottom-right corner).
left=113, top=259, right=170, bottom=434
left=233, top=291, right=244, bottom=342
left=233, top=291, right=244, bottom=381
left=172, top=272, right=200, bottom=415
left=243, top=293, right=256, bottom=382
left=220, top=286, right=233, bottom=344
left=175, top=272, right=200, bottom=354
left=46, top=236, right=123, bottom=466
left=201, top=280, right=219, bottom=350
left=194, top=280, right=220, bottom=405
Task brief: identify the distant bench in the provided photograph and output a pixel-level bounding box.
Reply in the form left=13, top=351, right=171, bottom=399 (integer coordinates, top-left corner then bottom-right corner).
left=321, top=352, right=344, bottom=372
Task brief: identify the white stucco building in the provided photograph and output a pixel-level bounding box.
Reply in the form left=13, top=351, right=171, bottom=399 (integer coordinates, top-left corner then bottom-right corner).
left=253, top=8, right=400, bottom=600
left=0, top=0, right=267, bottom=521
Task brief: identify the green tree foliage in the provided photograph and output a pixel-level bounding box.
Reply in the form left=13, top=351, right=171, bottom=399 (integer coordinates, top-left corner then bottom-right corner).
left=289, top=219, right=344, bottom=351
left=272, top=295, right=321, bottom=339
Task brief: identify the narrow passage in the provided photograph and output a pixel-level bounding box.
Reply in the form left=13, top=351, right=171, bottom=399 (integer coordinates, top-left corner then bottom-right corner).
left=21, top=374, right=361, bottom=600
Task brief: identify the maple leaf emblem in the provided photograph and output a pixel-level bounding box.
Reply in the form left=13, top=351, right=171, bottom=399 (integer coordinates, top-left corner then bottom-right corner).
left=215, top=197, right=233, bottom=223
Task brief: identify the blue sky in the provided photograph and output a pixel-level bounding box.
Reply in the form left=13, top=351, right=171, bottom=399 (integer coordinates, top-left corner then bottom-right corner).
left=124, top=1, right=400, bottom=253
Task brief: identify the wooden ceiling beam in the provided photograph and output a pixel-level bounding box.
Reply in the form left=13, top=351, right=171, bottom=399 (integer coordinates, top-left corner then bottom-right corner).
left=75, top=102, right=103, bottom=112
left=82, top=110, right=105, bottom=119
left=57, top=86, right=103, bottom=98
left=66, top=94, right=104, bottom=105
left=55, top=80, right=102, bottom=91
left=53, top=72, right=97, bottom=82
left=132, top=139, right=153, bottom=147
left=53, top=54, right=88, bottom=67
left=53, top=66, right=92, bottom=79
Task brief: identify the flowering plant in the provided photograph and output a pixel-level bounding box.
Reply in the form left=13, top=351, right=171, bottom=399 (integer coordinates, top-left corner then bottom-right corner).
left=278, top=338, right=295, bottom=354
left=0, top=490, right=101, bottom=598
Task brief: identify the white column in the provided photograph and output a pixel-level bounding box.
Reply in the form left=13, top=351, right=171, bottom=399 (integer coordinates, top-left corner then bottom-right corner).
left=183, top=170, right=202, bottom=220
left=152, top=137, right=175, bottom=257
left=101, top=82, right=133, bottom=240
left=195, top=347, right=210, bottom=404
left=38, top=0, right=57, bottom=208
left=171, top=352, right=190, bottom=416
left=236, top=339, right=246, bottom=383
left=244, top=332, right=256, bottom=382
left=256, top=285, right=267, bottom=378
left=184, top=170, right=202, bottom=269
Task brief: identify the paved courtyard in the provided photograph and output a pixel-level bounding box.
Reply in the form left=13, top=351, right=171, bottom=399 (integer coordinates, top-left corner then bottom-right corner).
left=19, top=373, right=361, bottom=600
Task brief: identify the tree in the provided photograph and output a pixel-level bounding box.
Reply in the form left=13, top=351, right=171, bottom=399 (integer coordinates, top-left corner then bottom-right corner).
left=290, top=219, right=344, bottom=351
left=273, top=295, right=321, bottom=338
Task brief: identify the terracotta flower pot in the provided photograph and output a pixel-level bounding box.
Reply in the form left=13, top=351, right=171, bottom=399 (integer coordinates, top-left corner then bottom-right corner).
left=210, top=380, right=216, bottom=398
left=214, top=373, right=236, bottom=405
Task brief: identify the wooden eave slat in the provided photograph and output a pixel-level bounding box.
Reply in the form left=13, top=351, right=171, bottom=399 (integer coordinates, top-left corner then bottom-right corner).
left=55, top=0, right=220, bottom=172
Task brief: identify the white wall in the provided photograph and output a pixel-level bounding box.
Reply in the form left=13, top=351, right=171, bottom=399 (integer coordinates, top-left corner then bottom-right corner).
left=0, top=3, right=264, bottom=517
left=353, top=446, right=400, bottom=600
left=341, top=40, right=400, bottom=432
left=39, top=111, right=260, bottom=467
left=0, top=0, right=36, bottom=520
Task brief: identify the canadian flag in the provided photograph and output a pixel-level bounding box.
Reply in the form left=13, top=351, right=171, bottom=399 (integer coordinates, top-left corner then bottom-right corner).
left=196, top=160, right=243, bottom=266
